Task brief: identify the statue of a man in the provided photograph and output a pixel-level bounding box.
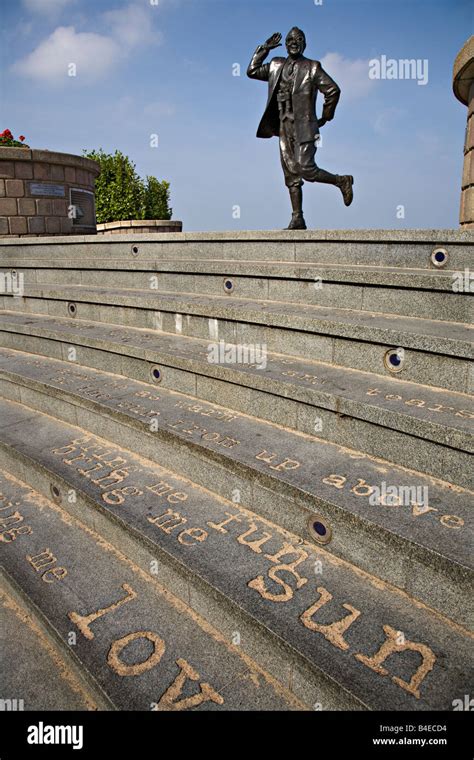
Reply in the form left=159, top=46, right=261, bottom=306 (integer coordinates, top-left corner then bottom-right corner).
left=248, top=28, right=354, bottom=229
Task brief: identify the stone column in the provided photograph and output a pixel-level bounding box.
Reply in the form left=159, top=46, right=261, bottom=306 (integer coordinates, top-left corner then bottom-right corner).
left=453, top=36, right=474, bottom=229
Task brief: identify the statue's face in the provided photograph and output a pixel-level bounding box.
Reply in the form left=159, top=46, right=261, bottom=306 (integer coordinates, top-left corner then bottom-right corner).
left=286, top=31, right=305, bottom=58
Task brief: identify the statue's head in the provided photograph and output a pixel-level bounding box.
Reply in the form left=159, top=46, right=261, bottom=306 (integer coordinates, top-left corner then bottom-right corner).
left=286, top=27, right=306, bottom=58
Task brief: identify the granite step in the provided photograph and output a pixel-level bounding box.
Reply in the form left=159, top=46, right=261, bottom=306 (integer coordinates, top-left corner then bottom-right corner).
left=2, top=285, right=472, bottom=358
left=0, top=337, right=471, bottom=488
left=1, top=229, right=472, bottom=269
left=1, top=572, right=104, bottom=711
left=0, top=366, right=471, bottom=627
left=4, top=259, right=467, bottom=285
left=1, top=289, right=472, bottom=398
left=0, top=469, right=303, bottom=712
left=0, top=432, right=472, bottom=712
left=0, top=312, right=469, bottom=397
left=2, top=261, right=470, bottom=322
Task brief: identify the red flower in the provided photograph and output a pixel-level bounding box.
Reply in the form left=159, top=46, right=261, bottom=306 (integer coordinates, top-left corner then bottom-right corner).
left=19, top=135, right=25, bottom=142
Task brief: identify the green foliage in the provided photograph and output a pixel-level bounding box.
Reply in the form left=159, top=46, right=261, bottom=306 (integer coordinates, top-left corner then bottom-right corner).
left=144, top=176, right=171, bottom=221
left=83, top=148, right=172, bottom=224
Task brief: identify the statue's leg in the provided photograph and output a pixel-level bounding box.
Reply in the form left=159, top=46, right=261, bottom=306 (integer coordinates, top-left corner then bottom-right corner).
left=280, top=124, right=307, bottom=229
left=288, top=186, right=306, bottom=229
left=299, top=141, right=354, bottom=206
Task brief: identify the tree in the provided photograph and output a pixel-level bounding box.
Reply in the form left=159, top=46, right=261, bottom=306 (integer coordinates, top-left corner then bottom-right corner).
left=84, top=149, right=172, bottom=223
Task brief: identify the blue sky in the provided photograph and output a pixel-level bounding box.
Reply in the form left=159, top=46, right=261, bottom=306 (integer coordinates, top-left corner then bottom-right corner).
left=1, top=0, right=472, bottom=230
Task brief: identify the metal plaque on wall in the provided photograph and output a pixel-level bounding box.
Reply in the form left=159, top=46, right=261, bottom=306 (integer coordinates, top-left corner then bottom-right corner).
left=29, top=182, right=66, bottom=197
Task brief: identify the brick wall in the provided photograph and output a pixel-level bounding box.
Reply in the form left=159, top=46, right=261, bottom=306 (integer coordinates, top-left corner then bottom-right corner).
left=0, top=148, right=100, bottom=237
left=453, top=36, right=474, bottom=229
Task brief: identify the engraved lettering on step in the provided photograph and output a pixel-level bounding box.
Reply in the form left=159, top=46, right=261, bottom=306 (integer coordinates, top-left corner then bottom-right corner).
left=322, top=474, right=346, bottom=489
left=255, top=450, right=301, bottom=471
left=0, top=510, right=25, bottom=529
left=91, top=465, right=140, bottom=489
left=116, top=399, right=160, bottom=419
left=207, top=511, right=244, bottom=534
left=411, top=503, right=438, bottom=517
left=52, top=438, right=93, bottom=457
left=166, top=420, right=240, bottom=449
left=281, top=370, right=325, bottom=386
left=351, top=479, right=375, bottom=497
left=237, top=522, right=274, bottom=554
left=300, top=587, right=361, bottom=651
left=439, top=514, right=464, bottom=529
left=177, top=528, right=209, bottom=546
left=0, top=499, right=32, bottom=543
left=148, top=509, right=188, bottom=534
left=366, top=388, right=473, bottom=419
left=321, top=473, right=464, bottom=529
left=145, top=481, right=188, bottom=504
left=153, top=658, right=224, bottom=711
left=26, top=548, right=67, bottom=584
left=355, top=624, right=436, bottom=699
left=102, top=486, right=144, bottom=507
left=107, top=631, right=166, bottom=676
left=68, top=583, right=137, bottom=641
left=135, top=390, right=161, bottom=401
left=248, top=543, right=309, bottom=602
left=72, top=454, right=126, bottom=473
left=173, top=400, right=239, bottom=423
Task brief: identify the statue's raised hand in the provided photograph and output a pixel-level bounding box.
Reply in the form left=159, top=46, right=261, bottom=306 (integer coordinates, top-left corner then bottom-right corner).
left=264, top=33, right=282, bottom=50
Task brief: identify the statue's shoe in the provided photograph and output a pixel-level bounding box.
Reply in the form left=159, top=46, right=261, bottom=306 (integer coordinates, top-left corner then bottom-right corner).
left=339, top=175, right=354, bottom=206
left=286, top=214, right=307, bottom=230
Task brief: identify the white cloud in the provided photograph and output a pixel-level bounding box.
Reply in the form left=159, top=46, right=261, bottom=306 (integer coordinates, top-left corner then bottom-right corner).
left=22, top=0, right=74, bottom=15
left=13, top=3, right=161, bottom=85
left=12, top=26, right=120, bottom=83
left=321, top=52, right=377, bottom=101
left=104, top=4, right=160, bottom=47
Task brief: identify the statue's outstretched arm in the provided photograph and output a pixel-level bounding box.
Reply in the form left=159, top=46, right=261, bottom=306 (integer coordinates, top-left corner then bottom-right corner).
left=247, top=33, right=282, bottom=81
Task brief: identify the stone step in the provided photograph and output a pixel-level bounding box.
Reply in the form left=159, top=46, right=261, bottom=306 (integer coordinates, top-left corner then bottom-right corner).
left=2, top=261, right=471, bottom=322
left=0, top=337, right=471, bottom=488
left=0, top=366, right=471, bottom=627
left=1, top=229, right=472, bottom=268
left=0, top=469, right=303, bottom=712
left=0, top=301, right=471, bottom=393
left=0, top=430, right=471, bottom=712
left=1, top=571, right=104, bottom=711
left=4, top=259, right=467, bottom=284
left=3, top=287, right=472, bottom=360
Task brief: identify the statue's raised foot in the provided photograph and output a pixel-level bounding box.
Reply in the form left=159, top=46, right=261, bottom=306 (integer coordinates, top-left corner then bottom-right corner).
left=339, top=175, right=354, bottom=206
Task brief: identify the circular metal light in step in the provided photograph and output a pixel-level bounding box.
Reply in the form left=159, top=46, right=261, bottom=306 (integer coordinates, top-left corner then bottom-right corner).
left=131, top=245, right=140, bottom=257
left=150, top=365, right=163, bottom=384
left=67, top=302, right=77, bottom=317
left=223, top=277, right=235, bottom=294
left=384, top=348, right=405, bottom=373
left=50, top=483, right=61, bottom=503
left=307, top=514, right=332, bottom=545
left=431, top=247, right=449, bottom=268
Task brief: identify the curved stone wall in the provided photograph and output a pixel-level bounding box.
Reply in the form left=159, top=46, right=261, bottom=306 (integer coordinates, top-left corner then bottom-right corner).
left=0, top=148, right=100, bottom=237
left=453, top=36, right=474, bottom=229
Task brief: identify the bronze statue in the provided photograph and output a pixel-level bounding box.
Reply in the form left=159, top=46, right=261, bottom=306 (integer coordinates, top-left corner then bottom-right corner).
left=248, top=28, right=354, bottom=230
